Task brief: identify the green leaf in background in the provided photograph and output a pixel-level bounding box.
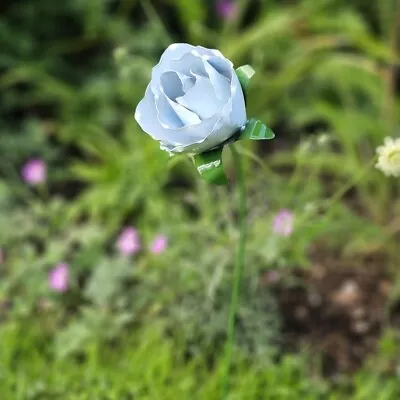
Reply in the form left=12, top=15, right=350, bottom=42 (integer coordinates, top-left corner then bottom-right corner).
left=194, top=147, right=228, bottom=185
left=236, top=65, right=255, bottom=96
left=240, top=118, right=275, bottom=141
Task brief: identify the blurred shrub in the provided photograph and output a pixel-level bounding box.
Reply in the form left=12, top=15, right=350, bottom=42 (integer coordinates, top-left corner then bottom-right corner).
left=1, top=0, right=400, bottom=397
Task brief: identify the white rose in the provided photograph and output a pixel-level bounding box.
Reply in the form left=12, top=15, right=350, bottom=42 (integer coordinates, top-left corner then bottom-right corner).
left=134, top=43, right=247, bottom=154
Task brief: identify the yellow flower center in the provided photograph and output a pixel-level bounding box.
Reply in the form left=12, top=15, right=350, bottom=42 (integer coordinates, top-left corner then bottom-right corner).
left=387, top=149, right=400, bottom=165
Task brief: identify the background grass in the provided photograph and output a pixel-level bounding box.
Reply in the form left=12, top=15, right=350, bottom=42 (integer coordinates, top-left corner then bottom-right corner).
left=1, top=0, right=400, bottom=398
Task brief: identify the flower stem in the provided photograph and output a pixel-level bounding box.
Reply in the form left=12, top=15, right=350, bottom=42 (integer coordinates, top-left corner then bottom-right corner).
left=221, top=144, right=247, bottom=399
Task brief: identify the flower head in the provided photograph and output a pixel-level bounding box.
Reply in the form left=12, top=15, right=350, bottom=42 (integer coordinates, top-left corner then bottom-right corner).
left=117, top=227, right=141, bottom=255
left=49, top=263, right=69, bottom=292
left=375, top=137, right=400, bottom=177
left=217, top=0, right=238, bottom=20
left=21, top=159, right=47, bottom=185
left=150, top=234, right=168, bottom=254
left=273, top=209, right=294, bottom=237
left=134, top=43, right=246, bottom=154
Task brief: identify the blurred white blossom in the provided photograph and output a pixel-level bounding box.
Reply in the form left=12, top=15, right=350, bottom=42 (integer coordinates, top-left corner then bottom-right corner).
left=375, top=137, right=400, bottom=177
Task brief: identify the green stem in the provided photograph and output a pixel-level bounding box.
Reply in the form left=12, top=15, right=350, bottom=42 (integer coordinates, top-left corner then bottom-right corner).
left=221, top=144, right=247, bottom=399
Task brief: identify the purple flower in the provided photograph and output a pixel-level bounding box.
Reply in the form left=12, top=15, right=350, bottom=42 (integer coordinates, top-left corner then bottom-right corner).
left=117, top=227, right=141, bottom=255
left=21, top=159, right=47, bottom=185
left=273, top=209, right=294, bottom=237
left=150, top=234, right=168, bottom=254
left=49, top=263, right=69, bottom=292
left=217, top=0, right=238, bottom=20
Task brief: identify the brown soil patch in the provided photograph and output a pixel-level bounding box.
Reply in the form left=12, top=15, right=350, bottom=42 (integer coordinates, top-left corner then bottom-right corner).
left=267, top=249, right=393, bottom=377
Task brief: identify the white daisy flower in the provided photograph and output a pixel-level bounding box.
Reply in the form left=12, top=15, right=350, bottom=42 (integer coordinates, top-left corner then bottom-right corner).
left=375, top=137, right=400, bottom=177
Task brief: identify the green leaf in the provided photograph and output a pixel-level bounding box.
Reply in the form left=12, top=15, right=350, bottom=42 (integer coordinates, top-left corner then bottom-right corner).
left=193, top=147, right=228, bottom=185
left=240, top=118, right=275, bottom=140
left=236, top=65, right=255, bottom=95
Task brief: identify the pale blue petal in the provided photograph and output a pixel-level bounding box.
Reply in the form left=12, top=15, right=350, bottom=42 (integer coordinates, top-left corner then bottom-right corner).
left=204, top=60, right=230, bottom=102
left=162, top=94, right=201, bottom=126
left=207, top=56, right=233, bottom=80
left=160, top=115, right=220, bottom=153
left=161, top=43, right=195, bottom=63
left=157, top=71, right=201, bottom=128
left=172, top=103, right=201, bottom=126
left=160, top=71, right=185, bottom=100
left=167, top=117, right=237, bottom=154
left=136, top=86, right=208, bottom=146
left=195, top=46, right=225, bottom=59
left=180, top=73, right=195, bottom=92
left=154, top=91, right=184, bottom=129
left=152, top=49, right=205, bottom=92
left=135, top=85, right=183, bottom=143
left=160, top=71, right=195, bottom=100
left=177, top=75, right=223, bottom=119
left=229, top=73, right=247, bottom=127
left=175, top=77, right=245, bottom=153
left=173, top=52, right=207, bottom=77
left=191, top=121, right=233, bottom=153
left=179, top=118, right=219, bottom=141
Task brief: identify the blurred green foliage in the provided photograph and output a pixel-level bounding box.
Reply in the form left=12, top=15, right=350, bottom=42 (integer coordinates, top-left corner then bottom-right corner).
left=1, top=0, right=400, bottom=398
left=1, top=322, right=400, bottom=399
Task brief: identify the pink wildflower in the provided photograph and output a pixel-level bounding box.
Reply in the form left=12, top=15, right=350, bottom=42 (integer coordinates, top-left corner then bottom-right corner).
left=273, top=209, right=294, bottom=237
left=150, top=234, right=168, bottom=254
left=216, top=0, right=238, bottom=20
left=117, top=227, right=141, bottom=255
left=21, top=159, right=47, bottom=185
left=49, top=263, right=69, bottom=292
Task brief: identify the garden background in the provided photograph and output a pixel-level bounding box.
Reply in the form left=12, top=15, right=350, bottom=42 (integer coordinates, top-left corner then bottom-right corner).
left=1, top=0, right=400, bottom=398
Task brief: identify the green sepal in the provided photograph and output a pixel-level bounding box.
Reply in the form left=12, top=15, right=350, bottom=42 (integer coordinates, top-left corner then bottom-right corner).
left=193, top=147, right=228, bottom=185
left=236, top=65, right=255, bottom=96
left=240, top=118, right=275, bottom=140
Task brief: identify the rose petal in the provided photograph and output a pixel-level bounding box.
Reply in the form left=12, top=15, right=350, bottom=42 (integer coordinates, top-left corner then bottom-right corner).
left=136, top=85, right=213, bottom=145
left=206, top=56, right=233, bottom=80
left=155, top=91, right=184, bottom=129
left=157, top=71, right=200, bottom=127
left=195, top=46, right=225, bottom=60
left=166, top=76, right=246, bottom=154
left=166, top=52, right=207, bottom=82
left=157, top=91, right=201, bottom=127
left=160, top=114, right=221, bottom=151
left=183, top=65, right=246, bottom=151
left=228, top=72, right=247, bottom=127
left=193, top=118, right=235, bottom=152
left=161, top=43, right=195, bottom=63
left=163, top=113, right=231, bottom=154
left=135, top=85, right=181, bottom=144
left=181, top=74, right=195, bottom=92
left=152, top=50, right=204, bottom=93
left=160, top=71, right=185, bottom=100
left=177, top=75, right=224, bottom=120
left=160, top=71, right=195, bottom=100
left=151, top=43, right=195, bottom=89
left=204, top=60, right=231, bottom=102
